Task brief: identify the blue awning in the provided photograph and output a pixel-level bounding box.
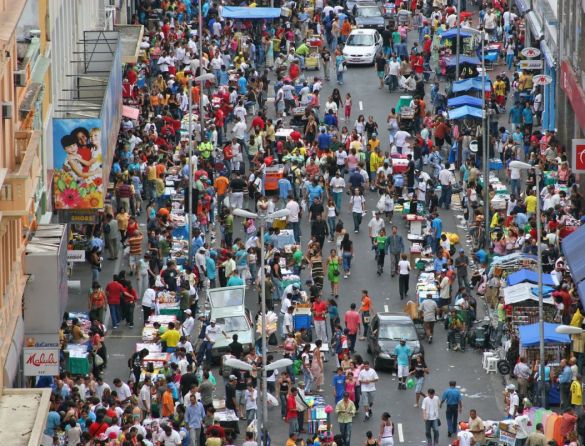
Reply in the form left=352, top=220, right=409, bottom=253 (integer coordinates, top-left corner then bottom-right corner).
left=514, top=0, right=530, bottom=15
left=448, top=95, right=483, bottom=108
left=448, top=105, right=483, bottom=120
left=221, top=6, right=282, bottom=19
left=446, top=55, right=481, bottom=67
left=452, top=76, right=492, bottom=93
left=441, top=28, right=474, bottom=40
left=540, top=40, right=556, bottom=67
left=562, top=225, right=585, bottom=283
left=518, top=323, right=571, bottom=347
left=506, top=269, right=556, bottom=287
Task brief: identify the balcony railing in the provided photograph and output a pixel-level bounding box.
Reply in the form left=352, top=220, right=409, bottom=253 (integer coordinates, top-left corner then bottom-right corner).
left=0, top=130, right=41, bottom=216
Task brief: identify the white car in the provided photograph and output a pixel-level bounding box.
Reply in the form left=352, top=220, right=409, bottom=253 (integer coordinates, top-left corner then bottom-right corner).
left=342, top=29, right=383, bottom=65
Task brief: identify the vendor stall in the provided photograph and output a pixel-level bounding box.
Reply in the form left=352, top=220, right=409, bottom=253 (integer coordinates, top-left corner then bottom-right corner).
left=503, top=283, right=556, bottom=325
left=518, top=322, right=571, bottom=365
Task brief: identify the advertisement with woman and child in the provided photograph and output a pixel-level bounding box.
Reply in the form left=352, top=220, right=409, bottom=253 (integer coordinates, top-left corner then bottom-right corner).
left=52, top=118, right=104, bottom=210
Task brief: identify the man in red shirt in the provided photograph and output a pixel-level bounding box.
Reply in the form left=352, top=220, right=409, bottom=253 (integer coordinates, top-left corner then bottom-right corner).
left=286, top=387, right=299, bottom=435
left=105, top=275, right=124, bottom=329
left=250, top=112, right=265, bottom=131
left=344, top=302, right=361, bottom=353
left=312, top=296, right=328, bottom=343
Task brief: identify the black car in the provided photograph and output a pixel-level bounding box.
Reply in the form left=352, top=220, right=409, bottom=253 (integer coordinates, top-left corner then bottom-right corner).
left=353, top=3, right=386, bottom=30
left=366, top=312, right=423, bottom=370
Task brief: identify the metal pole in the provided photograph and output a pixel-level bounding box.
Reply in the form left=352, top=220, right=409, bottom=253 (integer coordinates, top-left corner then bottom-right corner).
left=455, top=0, right=461, bottom=80
left=481, top=32, right=490, bottom=248
left=199, top=0, right=205, bottom=142
left=536, top=170, right=546, bottom=406
left=188, top=78, right=194, bottom=265
left=260, top=219, right=268, bottom=446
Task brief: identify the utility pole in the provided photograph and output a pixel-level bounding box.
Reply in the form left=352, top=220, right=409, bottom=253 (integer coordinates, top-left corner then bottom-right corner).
left=187, top=77, right=193, bottom=265
left=198, top=0, right=205, bottom=141
left=481, top=31, right=490, bottom=249
left=455, top=0, right=462, bottom=80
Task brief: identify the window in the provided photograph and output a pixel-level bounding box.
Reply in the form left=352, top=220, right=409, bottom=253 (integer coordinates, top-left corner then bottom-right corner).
left=378, top=321, right=418, bottom=341
left=346, top=34, right=375, bottom=46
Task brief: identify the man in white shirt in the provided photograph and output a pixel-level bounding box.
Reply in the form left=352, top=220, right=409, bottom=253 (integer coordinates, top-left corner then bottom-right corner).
left=394, top=129, right=411, bottom=153
left=231, top=117, right=247, bottom=142
left=357, top=361, right=379, bottom=420
left=113, top=378, right=132, bottom=404
left=95, top=377, right=111, bottom=401
left=438, top=163, right=455, bottom=209
left=286, top=196, right=302, bottom=243
left=142, top=286, right=156, bottom=322
left=368, top=213, right=386, bottom=252
left=138, top=377, right=152, bottom=416
left=335, top=147, right=348, bottom=171
left=422, top=388, right=440, bottom=446
left=329, top=172, right=346, bottom=211
left=158, top=424, right=182, bottom=446
left=181, top=310, right=196, bottom=339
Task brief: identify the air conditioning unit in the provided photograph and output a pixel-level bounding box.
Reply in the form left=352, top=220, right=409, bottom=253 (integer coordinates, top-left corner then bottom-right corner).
left=14, top=71, right=26, bottom=87
left=1, top=103, right=12, bottom=119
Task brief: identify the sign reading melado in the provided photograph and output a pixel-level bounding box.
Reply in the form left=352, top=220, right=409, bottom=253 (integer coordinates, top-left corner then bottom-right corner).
left=24, top=348, right=59, bottom=376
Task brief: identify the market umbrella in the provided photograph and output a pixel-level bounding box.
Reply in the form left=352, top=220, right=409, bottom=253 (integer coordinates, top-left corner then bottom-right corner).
left=290, top=130, right=302, bottom=141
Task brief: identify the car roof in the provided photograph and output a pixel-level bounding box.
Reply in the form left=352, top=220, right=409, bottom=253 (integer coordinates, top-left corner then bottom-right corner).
left=376, top=312, right=414, bottom=322
left=349, top=28, right=378, bottom=35
left=356, top=2, right=380, bottom=7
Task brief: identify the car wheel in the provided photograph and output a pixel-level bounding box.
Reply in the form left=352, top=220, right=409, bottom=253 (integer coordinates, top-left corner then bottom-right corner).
left=497, top=359, right=511, bottom=375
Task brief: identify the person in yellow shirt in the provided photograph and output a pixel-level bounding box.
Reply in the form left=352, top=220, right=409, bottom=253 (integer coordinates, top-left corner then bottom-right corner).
left=570, top=374, right=582, bottom=407
left=159, top=322, right=181, bottom=351
left=524, top=191, right=537, bottom=217
left=369, top=148, right=384, bottom=176
left=368, top=133, right=380, bottom=152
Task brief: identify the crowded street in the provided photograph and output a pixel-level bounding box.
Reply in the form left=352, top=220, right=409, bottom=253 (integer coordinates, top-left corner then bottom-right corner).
left=9, top=0, right=585, bottom=445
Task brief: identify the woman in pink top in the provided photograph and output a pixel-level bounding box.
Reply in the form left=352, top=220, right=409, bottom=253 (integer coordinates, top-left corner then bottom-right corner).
left=347, top=148, right=359, bottom=173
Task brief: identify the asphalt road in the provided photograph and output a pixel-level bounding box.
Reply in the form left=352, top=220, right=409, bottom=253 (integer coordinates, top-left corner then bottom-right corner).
left=63, top=58, right=512, bottom=445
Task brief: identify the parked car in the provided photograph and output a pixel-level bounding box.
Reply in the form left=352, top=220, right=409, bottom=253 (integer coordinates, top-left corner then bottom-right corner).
left=366, top=312, right=423, bottom=370
left=342, top=29, right=383, bottom=65
left=353, top=2, right=385, bottom=30
left=206, top=285, right=255, bottom=362
left=345, top=0, right=375, bottom=14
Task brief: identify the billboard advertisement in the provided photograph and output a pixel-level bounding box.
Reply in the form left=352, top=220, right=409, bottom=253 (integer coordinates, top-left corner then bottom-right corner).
left=52, top=118, right=104, bottom=209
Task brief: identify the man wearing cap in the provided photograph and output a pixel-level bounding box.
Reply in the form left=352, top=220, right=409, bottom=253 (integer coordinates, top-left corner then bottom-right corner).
left=225, top=375, right=238, bottom=413
left=506, top=384, right=519, bottom=418
left=197, top=318, right=227, bottom=364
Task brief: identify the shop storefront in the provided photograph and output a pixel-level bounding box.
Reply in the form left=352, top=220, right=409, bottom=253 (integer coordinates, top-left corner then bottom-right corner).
left=540, top=41, right=557, bottom=131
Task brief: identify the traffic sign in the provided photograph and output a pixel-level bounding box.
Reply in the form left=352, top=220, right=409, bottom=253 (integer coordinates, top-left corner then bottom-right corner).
left=521, top=47, right=541, bottom=58
left=533, top=74, right=553, bottom=86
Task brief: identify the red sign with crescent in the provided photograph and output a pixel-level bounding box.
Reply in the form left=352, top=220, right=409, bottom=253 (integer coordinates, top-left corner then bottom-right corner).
left=576, top=144, right=585, bottom=171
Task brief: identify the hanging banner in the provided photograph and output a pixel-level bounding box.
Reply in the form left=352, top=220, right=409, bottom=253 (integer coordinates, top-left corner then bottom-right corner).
left=521, top=47, right=541, bottom=58
left=519, top=59, right=544, bottom=70
left=52, top=118, right=104, bottom=210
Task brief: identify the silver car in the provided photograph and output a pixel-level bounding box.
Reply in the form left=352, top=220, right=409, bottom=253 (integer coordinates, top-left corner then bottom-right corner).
left=206, top=286, right=255, bottom=362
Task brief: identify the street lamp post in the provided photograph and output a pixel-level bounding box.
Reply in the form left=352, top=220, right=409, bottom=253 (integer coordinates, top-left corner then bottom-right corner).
left=510, top=160, right=544, bottom=406
left=188, top=77, right=194, bottom=265
left=455, top=0, right=461, bottom=80
left=480, top=31, right=490, bottom=249
left=232, top=207, right=291, bottom=445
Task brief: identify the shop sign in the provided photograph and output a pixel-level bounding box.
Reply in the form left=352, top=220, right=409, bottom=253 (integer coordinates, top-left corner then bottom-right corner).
left=561, top=60, right=585, bottom=133
left=499, top=427, right=516, bottom=446
left=521, top=47, right=541, bottom=58
left=533, top=74, right=553, bottom=86
left=571, top=139, right=585, bottom=173
left=58, top=209, right=99, bottom=224
left=67, top=250, right=86, bottom=262
left=519, top=59, right=543, bottom=70
left=23, top=336, right=60, bottom=376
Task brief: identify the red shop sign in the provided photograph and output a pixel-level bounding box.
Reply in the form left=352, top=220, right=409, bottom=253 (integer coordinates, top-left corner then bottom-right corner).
left=561, top=60, right=585, bottom=132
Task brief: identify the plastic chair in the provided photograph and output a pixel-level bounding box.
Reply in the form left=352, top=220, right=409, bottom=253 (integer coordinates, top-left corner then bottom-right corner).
left=482, top=351, right=494, bottom=369
left=485, top=357, right=498, bottom=374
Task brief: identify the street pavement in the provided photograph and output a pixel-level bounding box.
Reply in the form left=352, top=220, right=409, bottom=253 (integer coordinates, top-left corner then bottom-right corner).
left=64, top=62, right=511, bottom=445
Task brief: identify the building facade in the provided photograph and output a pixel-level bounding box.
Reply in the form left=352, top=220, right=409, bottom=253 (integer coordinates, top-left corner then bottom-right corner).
left=557, top=0, right=585, bottom=148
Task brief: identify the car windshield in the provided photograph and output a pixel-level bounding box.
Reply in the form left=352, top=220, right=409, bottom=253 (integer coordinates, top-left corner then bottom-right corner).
left=215, top=316, right=250, bottom=333
left=346, top=34, right=375, bottom=46
left=357, top=7, right=381, bottom=17
left=208, top=287, right=245, bottom=307
left=378, top=322, right=418, bottom=341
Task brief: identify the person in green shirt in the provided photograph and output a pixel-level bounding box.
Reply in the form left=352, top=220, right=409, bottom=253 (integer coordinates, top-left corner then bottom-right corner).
left=198, top=138, right=213, bottom=160
left=392, top=29, right=401, bottom=46
left=374, top=228, right=389, bottom=275
left=295, top=42, right=310, bottom=69
left=289, top=245, right=304, bottom=276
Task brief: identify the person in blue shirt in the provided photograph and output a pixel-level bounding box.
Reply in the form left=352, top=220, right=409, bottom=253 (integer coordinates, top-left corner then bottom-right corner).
left=45, top=404, right=61, bottom=438
left=324, top=110, right=338, bottom=128
left=227, top=270, right=245, bottom=286
left=237, top=73, right=248, bottom=95
left=431, top=214, right=442, bottom=253
left=508, top=102, right=523, bottom=127
left=348, top=170, right=364, bottom=191
left=219, top=65, right=229, bottom=86
left=474, top=248, right=488, bottom=265
left=206, top=252, right=218, bottom=288
left=558, top=359, right=573, bottom=411
left=307, top=180, right=324, bottom=202
left=393, top=338, right=412, bottom=390
left=439, top=381, right=462, bottom=437
left=318, top=128, right=332, bottom=152
left=332, top=367, right=347, bottom=403
left=522, top=102, right=534, bottom=133
left=278, top=177, right=292, bottom=205
left=185, top=393, right=206, bottom=440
